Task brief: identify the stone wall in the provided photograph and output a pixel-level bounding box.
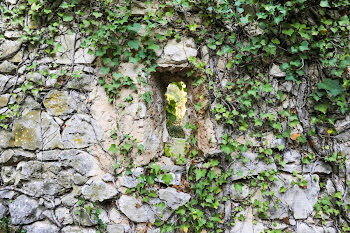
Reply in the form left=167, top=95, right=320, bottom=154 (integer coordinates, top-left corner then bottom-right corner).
left=0, top=0, right=350, bottom=233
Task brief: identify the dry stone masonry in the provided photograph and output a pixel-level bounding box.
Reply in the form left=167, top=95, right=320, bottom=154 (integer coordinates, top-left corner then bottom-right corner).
left=0, top=0, right=349, bottom=233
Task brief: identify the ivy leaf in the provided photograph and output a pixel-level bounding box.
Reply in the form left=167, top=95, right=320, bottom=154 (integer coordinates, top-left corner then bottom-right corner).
left=299, top=41, right=309, bottom=51
left=234, top=182, right=243, bottom=193
left=282, top=28, right=294, bottom=36
left=320, top=0, right=330, bottom=7
left=128, top=40, right=140, bottom=50
left=127, top=23, right=141, bottom=33
left=195, top=169, right=206, bottom=181
left=161, top=173, right=173, bottom=186
left=148, top=40, right=160, bottom=51
left=317, top=79, right=345, bottom=96
left=28, top=0, right=39, bottom=4
left=108, top=144, right=119, bottom=153
left=314, top=102, right=330, bottom=114
left=62, top=14, right=73, bottom=22
left=101, top=66, right=110, bottom=75
left=92, top=12, right=103, bottom=18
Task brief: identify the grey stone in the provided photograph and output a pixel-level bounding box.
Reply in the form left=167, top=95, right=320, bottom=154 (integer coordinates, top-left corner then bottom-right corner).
left=120, top=175, right=140, bottom=188
left=280, top=164, right=302, bottom=174
left=22, top=179, right=63, bottom=197
left=107, top=224, right=124, bottom=233
left=1, top=166, right=19, bottom=184
left=303, top=161, right=332, bottom=174
left=0, top=149, right=35, bottom=165
left=4, top=31, right=22, bottom=39
left=118, top=195, right=155, bottom=223
left=9, top=195, right=42, bottom=225
left=229, top=152, right=277, bottom=180
left=230, top=183, right=250, bottom=201
left=67, top=74, right=95, bottom=91
left=102, top=173, right=115, bottom=182
left=149, top=199, right=172, bottom=221
left=43, top=90, right=77, bottom=116
left=54, top=34, right=76, bottom=65
left=0, top=40, right=21, bottom=60
left=41, top=112, right=63, bottom=150
left=270, top=174, right=320, bottom=220
left=55, top=207, right=73, bottom=225
left=158, top=38, right=197, bottom=65
left=82, top=180, right=118, bottom=202
left=22, top=220, right=59, bottom=233
left=0, top=130, right=14, bottom=149
left=158, top=188, right=191, bottom=210
left=12, top=110, right=41, bottom=150
left=74, top=48, right=96, bottom=64
left=72, top=205, right=96, bottom=226
left=0, top=61, right=16, bottom=74
left=0, top=202, right=8, bottom=219
left=61, top=114, right=103, bottom=149
left=37, top=150, right=61, bottom=161
left=61, top=192, right=78, bottom=207
left=61, top=226, right=97, bottom=233
left=0, top=190, right=15, bottom=199
left=283, top=150, right=301, bottom=164
left=0, top=94, right=10, bottom=108
left=296, top=222, right=336, bottom=233
left=73, top=173, right=89, bottom=185
left=269, top=64, right=286, bottom=78
left=65, top=150, right=101, bottom=177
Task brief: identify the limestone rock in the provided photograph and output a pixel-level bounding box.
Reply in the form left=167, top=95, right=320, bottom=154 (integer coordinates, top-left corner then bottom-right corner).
left=82, top=180, right=118, bottom=202
left=23, top=220, right=59, bottom=233
left=55, top=207, right=73, bottom=225
left=229, top=152, right=277, bottom=180
left=230, top=183, right=250, bottom=201
left=268, top=174, right=320, bottom=219
left=282, top=150, right=301, bottom=164
left=107, top=224, right=125, bottom=233
left=0, top=149, right=35, bottom=165
left=158, top=188, right=191, bottom=210
left=0, top=130, right=14, bottom=149
left=67, top=74, right=95, bottom=91
left=63, top=150, right=101, bottom=177
left=0, top=202, right=8, bottom=219
left=61, top=226, right=97, bottom=233
left=296, top=222, right=336, bottom=233
left=269, top=64, right=286, bottom=78
left=61, top=114, right=103, bottom=149
left=12, top=110, right=41, bottom=150
left=0, top=94, right=10, bottom=108
left=22, top=179, right=63, bottom=197
left=75, top=48, right=96, bottom=64
left=0, top=40, right=21, bottom=60
left=118, top=195, right=154, bottom=223
left=158, top=38, right=197, bottom=65
left=9, top=195, right=42, bottom=225
left=0, top=61, right=16, bottom=74
left=230, top=208, right=265, bottom=233
left=43, top=90, right=77, bottom=116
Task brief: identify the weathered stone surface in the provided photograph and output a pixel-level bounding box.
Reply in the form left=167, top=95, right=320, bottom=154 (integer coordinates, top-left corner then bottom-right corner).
left=72, top=205, right=96, bottom=227
left=0, top=40, right=21, bottom=60
left=55, top=207, right=73, bottom=225
left=61, top=114, right=103, bottom=149
left=12, top=110, right=41, bottom=150
left=62, top=150, right=101, bottom=177
left=4, top=31, right=22, bottom=39
left=82, top=180, right=118, bottom=202
left=107, top=224, right=125, bottom=233
left=268, top=174, right=320, bottom=219
left=0, top=61, right=16, bottom=74
left=0, top=130, right=14, bottom=149
left=269, top=64, right=286, bottom=78
left=61, top=226, right=97, bottom=233
left=9, top=195, right=42, bottom=225
left=43, top=90, right=77, bottom=116
left=0, top=202, right=8, bottom=219
left=159, top=188, right=191, bottom=210
left=23, top=220, right=59, bottom=233
left=230, top=208, right=265, bottom=233
left=149, top=198, right=172, bottom=221
left=75, top=48, right=96, bottom=64
left=67, top=74, right=95, bottom=91
left=118, top=195, right=154, bottom=223
left=158, top=38, right=197, bottom=65
left=0, top=149, right=35, bottom=165
left=230, top=183, right=250, bottom=201
left=229, top=152, right=277, bottom=180
left=283, top=150, right=301, bottom=164
left=296, top=222, right=336, bottom=233
left=0, top=94, right=10, bottom=108
left=22, top=179, right=63, bottom=197
left=61, top=191, right=79, bottom=207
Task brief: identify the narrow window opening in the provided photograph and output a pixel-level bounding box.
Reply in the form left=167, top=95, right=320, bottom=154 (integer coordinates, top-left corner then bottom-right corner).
left=165, top=81, right=187, bottom=139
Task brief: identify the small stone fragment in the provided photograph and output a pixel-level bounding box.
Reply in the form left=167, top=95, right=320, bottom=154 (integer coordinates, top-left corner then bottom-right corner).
left=118, top=195, right=154, bottom=223
left=158, top=188, right=191, bottom=210
left=82, top=180, right=118, bottom=202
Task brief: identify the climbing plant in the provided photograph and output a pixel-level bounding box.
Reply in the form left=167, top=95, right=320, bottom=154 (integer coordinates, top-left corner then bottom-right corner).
left=0, top=0, right=349, bottom=232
